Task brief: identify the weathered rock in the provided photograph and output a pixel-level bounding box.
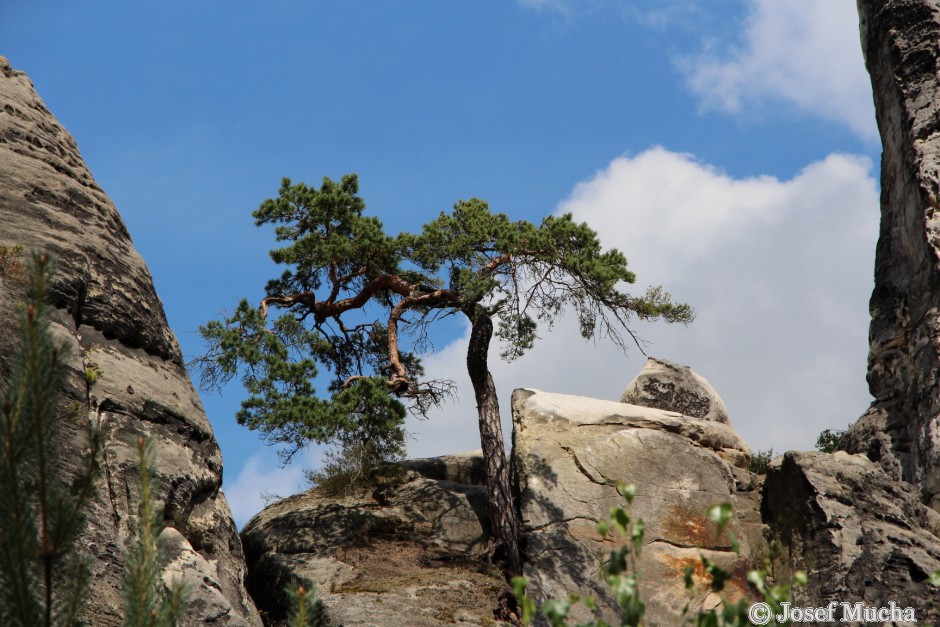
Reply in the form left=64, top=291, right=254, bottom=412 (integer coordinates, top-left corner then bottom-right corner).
left=763, top=451, right=940, bottom=622
left=621, top=357, right=730, bottom=424
left=512, top=389, right=759, bottom=625
left=240, top=464, right=507, bottom=626
left=0, top=56, right=260, bottom=624
left=159, top=528, right=244, bottom=623
left=842, top=0, right=940, bottom=509
left=402, top=448, right=486, bottom=485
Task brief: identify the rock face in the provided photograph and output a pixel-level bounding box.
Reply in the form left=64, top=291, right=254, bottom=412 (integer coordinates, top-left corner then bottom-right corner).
left=763, top=451, right=940, bottom=621
left=402, top=448, right=486, bottom=485
left=758, top=2, right=940, bottom=619
left=842, top=0, right=940, bottom=509
left=0, top=57, right=260, bottom=624
left=511, top=389, right=760, bottom=625
left=621, top=357, right=730, bottom=424
left=240, top=460, right=507, bottom=626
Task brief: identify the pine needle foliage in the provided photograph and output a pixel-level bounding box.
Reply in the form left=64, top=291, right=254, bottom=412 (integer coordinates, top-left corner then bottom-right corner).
left=123, top=437, right=188, bottom=627
left=195, top=301, right=410, bottom=469
left=284, top=582, right=323, bottom=627
left=195, top=174, right=692, bottom=469
left=0, top=252, right=103, bottom=627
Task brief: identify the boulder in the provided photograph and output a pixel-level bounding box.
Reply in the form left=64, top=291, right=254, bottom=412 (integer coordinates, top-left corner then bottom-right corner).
left=240, top=459, right=508, bottom=626
left=621, top=357, right=730, bottom=424
left=843, top=0, right=940, bottom=509
left=762, top=451, right=940, bottom=622
left=511, top=389, right=760, bottom=625
left=0, top=56, right=260, bottom=624
left=402, top=448, right=486, bottom=485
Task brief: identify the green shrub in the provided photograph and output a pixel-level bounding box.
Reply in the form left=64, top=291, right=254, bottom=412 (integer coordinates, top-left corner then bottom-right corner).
left=749, top=449, right=775, bottom=475
left=814, top=428, right=847, bottom=454
left=305, top=438, right=404, bottom=497
left=0, top=243, right=26, bottom=282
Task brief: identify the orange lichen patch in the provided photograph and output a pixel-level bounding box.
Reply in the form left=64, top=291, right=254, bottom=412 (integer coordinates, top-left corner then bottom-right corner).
left=654, top=549, right=757, bottom=616
left=719, top=579, right=753, bottom=604
left=718, top=560, right=758, bottom=604
left=659, top=504, right=732, bottom=549
left=658, top=553, right=711, bottom=587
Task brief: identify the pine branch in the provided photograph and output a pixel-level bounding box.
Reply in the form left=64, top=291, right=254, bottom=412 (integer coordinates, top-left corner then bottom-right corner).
left=123, top=436, right=189, bottom=627
left=0, top=252, right=101, bottom=626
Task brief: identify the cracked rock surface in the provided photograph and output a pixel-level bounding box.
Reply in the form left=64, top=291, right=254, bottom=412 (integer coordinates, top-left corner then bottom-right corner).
left=621, top=357, right=730, bottom=424
left=511, top=389, right=761, bottom=625
left=0, top=56, right=260, bottom=625
left=240, top=460, right=507, bottom=626
left=841, top=0, right=940, bottom=509
left=763, top=451, right=940, bottom=622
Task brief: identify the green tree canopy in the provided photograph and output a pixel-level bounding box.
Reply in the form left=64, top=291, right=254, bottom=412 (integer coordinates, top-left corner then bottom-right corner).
left=196, top=174, right=692, bottom=574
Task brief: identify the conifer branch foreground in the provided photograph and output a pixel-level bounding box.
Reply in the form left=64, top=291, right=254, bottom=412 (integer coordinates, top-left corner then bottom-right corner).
left=0, top=253, right=103, bottom=626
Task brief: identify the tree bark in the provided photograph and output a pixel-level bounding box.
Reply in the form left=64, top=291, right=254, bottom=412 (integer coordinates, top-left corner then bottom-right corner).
left=464, top=306, right=522, bottom=576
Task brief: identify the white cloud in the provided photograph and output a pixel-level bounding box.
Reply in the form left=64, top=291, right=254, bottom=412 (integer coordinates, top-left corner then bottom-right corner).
left=516, top=0, right=572, bottom=15
left=406, top=147, right=878, bottom=460
left=680, top=0, right=876, bottom=139
left=620, top=0, right=720, bottom=32
left=224, top=448, right=315, bottom=529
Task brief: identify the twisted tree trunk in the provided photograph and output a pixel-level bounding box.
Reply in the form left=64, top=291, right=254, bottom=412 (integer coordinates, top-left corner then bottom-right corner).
left=464, top=306, right=521, bottom=576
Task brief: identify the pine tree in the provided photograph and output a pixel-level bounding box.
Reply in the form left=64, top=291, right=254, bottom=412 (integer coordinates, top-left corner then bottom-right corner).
left=196, top=174, right=692, bottom=575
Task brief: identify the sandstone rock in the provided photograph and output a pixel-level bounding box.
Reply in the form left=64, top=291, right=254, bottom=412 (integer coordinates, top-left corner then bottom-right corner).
left=159, top=528, right=241, bottom=623
left=240, top=467, right=507, bottom=626
left=511, top=389, right=759, bottom=625
left=0, top=56, right=260, bottom=624
left=843, top=0, right=940, bottom=509
left=763, top=451, right=940, bottom=622
left=621, top=357, right=730, bottom=424
left=402, top=449, right=486, bottom=485
left=839, top=406, right=904, bottom=480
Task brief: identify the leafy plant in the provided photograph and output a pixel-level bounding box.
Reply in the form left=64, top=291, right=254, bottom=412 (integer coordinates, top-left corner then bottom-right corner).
left=83, top=362, right=102, bottom=387
left=0, top=253, right=104, bottom=626
left=512, top=483, right=805, bottom=626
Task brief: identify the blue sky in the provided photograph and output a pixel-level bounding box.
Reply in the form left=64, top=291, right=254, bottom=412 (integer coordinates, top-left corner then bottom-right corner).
left=2, top=0, right=880, bottom=527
